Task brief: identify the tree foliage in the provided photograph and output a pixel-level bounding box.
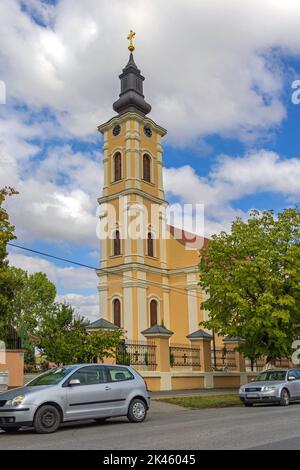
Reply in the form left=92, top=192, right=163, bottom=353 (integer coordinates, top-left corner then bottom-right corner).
left=199, top=208, right=300, bottom=363
left=36, top=303, right=123, bottom=365
left=10, top=268, right=56, bottom=331
left=0, top=187, right=19, bottom=337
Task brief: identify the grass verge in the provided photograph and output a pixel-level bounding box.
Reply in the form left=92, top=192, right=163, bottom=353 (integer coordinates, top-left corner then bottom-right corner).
left=160, top=394, right=241, bottom=409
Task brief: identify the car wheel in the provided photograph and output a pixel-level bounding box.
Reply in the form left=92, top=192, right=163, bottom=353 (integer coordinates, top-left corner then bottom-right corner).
left=34, top=404, right=61, bottom=434
left=280, top=388, right=290, bottom=406
left=0, top=426, right=21, bottom=433
left=244, top=403, right=253, bottom=407
left=127, top=398, right=147, bottom=423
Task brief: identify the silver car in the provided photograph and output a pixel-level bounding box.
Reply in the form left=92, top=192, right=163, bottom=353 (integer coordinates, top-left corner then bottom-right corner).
left=0, top=364, right=150, bottom=434
left=240, top=368, right=300, bottom=407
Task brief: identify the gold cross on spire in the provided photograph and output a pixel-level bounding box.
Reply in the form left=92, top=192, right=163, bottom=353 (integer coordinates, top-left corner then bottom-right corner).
left=127, top=30, right=136, bottom=52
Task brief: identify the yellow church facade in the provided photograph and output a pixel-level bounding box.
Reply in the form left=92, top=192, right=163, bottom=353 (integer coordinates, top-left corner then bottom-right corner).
left=96, top=39, right=209, bottom=345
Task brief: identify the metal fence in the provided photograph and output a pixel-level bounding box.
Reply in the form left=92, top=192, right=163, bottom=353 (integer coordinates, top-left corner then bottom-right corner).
left=169, top=344, right=201, bottom=368
left=245, top=357, right=292, bottom=372
left=116, top=340, right=157, bottom=371
left=211, top=348, right=236, bottom=371
left=0, top=327, right=22, bottom=350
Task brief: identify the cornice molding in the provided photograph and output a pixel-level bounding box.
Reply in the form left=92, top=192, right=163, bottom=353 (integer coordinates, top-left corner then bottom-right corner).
left=98, top=112, right=167, bottom=137
left=97, top=188, right=168, bottom=207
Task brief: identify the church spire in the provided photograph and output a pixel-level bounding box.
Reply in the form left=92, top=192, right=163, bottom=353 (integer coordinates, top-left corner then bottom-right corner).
left=113, top=31, right=152, bottom=117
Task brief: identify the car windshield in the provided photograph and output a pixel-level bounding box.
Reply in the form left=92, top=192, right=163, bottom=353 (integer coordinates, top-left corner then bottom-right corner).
left=27, top=367, right=74, bottom=386
left=255, top=370, right=286, bottom=382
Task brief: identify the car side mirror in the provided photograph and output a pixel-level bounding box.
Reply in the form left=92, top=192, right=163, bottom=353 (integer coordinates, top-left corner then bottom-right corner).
left=69, top=379, right=81, bottom=386
left=288, top=376, right=296, bottom=381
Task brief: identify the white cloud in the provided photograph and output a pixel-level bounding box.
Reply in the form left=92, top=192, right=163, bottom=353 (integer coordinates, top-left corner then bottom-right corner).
left=56, top=293, right=99, bottom=322
left=1, top=0, right=300, bottom=145
left=1, top=0, right=300, bottom=248
left=7, top=251, right=100, bottom=321
left=8, top=252, right=97, bottom=290
left=164, top=150, right=300, bottom=236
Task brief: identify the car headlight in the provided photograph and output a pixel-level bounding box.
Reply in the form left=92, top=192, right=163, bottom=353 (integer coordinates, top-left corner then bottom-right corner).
left=239, top=387, right=246, bottom=393
left=262, top=386, right=276, bottom=392
left=5, top=395, right=26, bottom=407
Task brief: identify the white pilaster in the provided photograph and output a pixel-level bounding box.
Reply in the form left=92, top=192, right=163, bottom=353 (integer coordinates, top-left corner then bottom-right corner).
left=137, top=271, right=148, bottom=340
left=187, top=272, right=199, bottom=333
left=123, top=273, right=133, bottom=339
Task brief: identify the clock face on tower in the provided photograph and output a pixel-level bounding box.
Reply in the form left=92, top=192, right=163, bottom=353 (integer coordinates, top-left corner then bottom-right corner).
left=143, top=125, right=152, bottom=138
left=113, top=124, right=121, bottom=136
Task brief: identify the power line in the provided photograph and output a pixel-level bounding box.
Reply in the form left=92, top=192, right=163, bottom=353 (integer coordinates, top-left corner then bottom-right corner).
left=8, top=242, right=203, bottom=301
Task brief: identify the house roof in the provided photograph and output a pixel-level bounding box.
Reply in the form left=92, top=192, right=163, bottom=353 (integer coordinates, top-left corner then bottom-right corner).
left=167, top=225, right=210, bottom=250
left=87, top=318, right=119, bottom=330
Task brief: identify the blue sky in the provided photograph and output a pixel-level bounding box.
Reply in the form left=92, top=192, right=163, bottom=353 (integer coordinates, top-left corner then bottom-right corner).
left=1, top=0, right=300, bottom=320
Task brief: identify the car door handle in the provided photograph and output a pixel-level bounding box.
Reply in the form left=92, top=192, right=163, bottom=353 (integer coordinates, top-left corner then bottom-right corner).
left=105, top=386, right=111, bottom=391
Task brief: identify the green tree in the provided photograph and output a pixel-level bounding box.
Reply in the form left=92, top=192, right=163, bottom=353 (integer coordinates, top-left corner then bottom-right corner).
left=199, top=208, right=300, bottom=364
left=0, top=187, right=19, bottom=338
left=37, top=303, right=122, bottom=365
left=0, top=187, right=18, bottom=266
left=10, top=268, right=56, bottom=332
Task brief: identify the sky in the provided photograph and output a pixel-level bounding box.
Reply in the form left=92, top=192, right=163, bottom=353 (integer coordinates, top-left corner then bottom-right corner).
left=1, top=0, right=300, bottom=321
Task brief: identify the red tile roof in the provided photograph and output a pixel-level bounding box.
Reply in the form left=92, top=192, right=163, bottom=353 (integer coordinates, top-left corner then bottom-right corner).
left=167, top=225, right=210, bottom=250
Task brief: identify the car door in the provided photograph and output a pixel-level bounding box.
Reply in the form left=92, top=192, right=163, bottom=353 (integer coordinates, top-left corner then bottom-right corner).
left=292, top=370, right=300, bottom=399
left=64, top=365, right=112, bottom=421
left=104, top=366, right=136, bottom=416
left=287, top=370, right=300, bottom=399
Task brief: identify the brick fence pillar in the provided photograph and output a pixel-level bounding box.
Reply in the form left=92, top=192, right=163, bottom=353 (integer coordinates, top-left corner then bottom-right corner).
left=142, top=325, right=173, bottom=372
left=187, top=330, right=213, bottom=372
left=223, top=336, right=246, bottom=372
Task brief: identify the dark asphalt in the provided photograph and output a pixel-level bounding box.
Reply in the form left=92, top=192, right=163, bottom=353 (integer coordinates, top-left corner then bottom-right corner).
left=1, top=400, right=300, bottom=450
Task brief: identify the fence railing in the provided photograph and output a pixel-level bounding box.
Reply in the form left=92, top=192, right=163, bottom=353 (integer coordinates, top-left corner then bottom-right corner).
left=0, top=327, right=22, bottom=350
left=245, top=358, right=266, bottom=372
left=116, top=340, right=157, bottom=371
left=245, top=357, right=292, bottom=372
left=211, top=348, right=236, bottom=371
left=169, top=344, right=201, bottom=368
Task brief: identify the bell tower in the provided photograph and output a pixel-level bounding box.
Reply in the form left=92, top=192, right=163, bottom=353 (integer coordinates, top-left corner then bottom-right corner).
left=97, top=32, right=168, bottom=339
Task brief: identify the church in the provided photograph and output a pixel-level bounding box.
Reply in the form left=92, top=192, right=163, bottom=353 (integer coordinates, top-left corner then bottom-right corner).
left=94, top=32, right=209, bottom=345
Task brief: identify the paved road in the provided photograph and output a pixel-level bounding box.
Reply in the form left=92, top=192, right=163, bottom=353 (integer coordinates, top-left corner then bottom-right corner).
left=1, top=401, right=300, bottom=450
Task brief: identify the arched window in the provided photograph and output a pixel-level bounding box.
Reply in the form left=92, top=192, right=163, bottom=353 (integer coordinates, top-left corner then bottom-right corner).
left=150, top=299, right=158, bottom=327
left=114, top=153, right=122, bottom=182
left=147, top=232, right=154, bottom=257
left=143, top=154, right=151, bottom=182
left=113, top=299, right=121, bottom=327
left=113, top=230, right=121, bottom=256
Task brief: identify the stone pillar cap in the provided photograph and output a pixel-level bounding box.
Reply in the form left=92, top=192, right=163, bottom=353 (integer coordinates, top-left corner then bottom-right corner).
left=187, top=329, right=213, bottom=341
left=223, top=335, right=245, bottom=343
left=141, top=324, right=173, bottom=338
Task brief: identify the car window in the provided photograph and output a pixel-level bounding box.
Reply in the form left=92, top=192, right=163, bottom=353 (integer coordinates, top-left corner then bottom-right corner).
left=293, top=370, right=300, bottom=379
left=27, top=367, right=75, bottom=386
left=255, top=370, right=286, bottom=381
left=106, top=366, right=134, bottom=382
left=69, top=366, right=107, bottom=386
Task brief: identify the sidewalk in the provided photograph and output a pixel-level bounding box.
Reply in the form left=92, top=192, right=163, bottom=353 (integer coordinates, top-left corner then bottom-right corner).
left=150, top=388, right=238, bottom=399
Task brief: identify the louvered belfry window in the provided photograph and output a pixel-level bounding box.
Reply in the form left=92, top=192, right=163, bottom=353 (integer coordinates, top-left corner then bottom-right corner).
left=114, top=153, right=122, bottom=181
left=143, top=154, right=151, bottom=182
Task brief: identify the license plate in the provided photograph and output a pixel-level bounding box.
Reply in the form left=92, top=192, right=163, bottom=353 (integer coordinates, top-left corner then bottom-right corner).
left=246, top=393, right=259, bottom=398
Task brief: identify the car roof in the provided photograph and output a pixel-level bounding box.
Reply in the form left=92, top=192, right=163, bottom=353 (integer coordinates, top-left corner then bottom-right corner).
left=261, top=368, right=299, bottom=372
left=66, top=364, right=130, bottom=368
